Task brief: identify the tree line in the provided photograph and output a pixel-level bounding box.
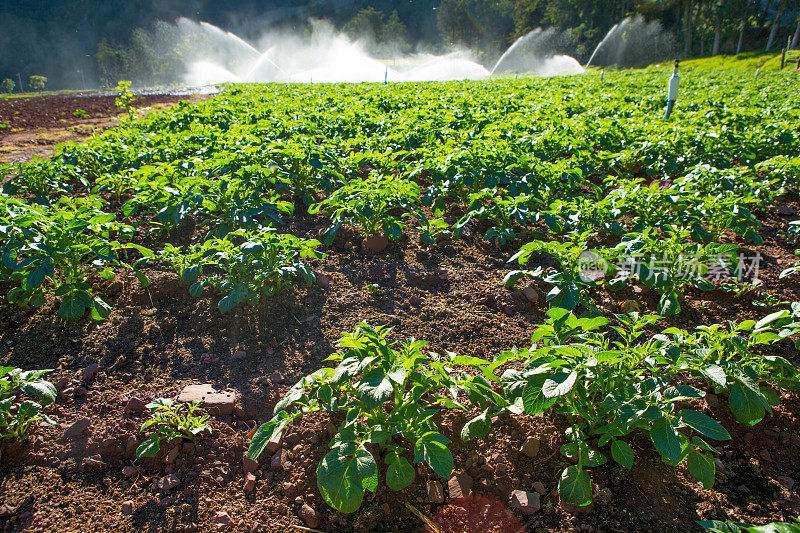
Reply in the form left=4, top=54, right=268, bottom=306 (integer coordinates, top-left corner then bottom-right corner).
left=1, top=0, right=799, bottom=90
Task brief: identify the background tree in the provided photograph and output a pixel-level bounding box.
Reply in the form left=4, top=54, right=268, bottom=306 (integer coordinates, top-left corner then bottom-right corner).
left=28, top=75, right=46, bottom=91
left=1, top=78, right=14, bottom=93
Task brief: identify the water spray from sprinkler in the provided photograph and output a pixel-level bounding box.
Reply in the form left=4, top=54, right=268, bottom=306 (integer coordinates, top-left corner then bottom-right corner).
left=664, top=60, right=680, bottom=121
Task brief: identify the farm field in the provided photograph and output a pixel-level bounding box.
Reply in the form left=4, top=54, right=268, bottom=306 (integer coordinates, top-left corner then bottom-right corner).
left=1, top=68, right=800, bottom=532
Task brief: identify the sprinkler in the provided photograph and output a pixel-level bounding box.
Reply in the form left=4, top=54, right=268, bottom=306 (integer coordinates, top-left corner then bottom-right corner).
left=664, top=60, right=680, bottom=120
left=755, top=67, right=761, bottom=80
left=601, top=69, right=604, bottom=82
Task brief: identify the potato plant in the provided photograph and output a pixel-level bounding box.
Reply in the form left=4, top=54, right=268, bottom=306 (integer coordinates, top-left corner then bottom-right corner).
left=0, top=367, right=57, bottom=440
left=499, top=308, right=800, bottom=506
left=505, top=230, right=611, bottom=310
left=309, top=174, right=427, bottom=244
left=160, top=228, right=323, bottom=313
left=612, top=225, right=739, bottom=315
left=135, top=399, right=211, bottom=459
left=247, top=324, right=475, bottom=513
left=1, top=195, right=151, bottom=320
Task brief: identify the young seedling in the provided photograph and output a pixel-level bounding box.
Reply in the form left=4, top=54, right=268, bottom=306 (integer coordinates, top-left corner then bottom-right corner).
left=135, top=399, right=211, bottom=459
left=247, top=324, right=474, bottom=514
left=0, top=367, right=57, bottom=440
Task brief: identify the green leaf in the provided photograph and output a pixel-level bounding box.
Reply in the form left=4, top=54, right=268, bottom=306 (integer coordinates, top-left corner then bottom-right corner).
left=20, top=380, right=57, bottom=406
left=650, top=417, right=682, bottom=464
left=687, top=450, right=715, bottom=489
left=247, top=415, right=290, bottom=460
left=728, top=382, right=765, bottom=426
left=316, top=444, right=378, bottom=514
left=610, top=440, right=634, bottom=470
left=58, top=292, right=87, bottom=321
left=356, top=368, right=394, bottom=410
left=558, top=465, right=592, bottom=507
left=548, top=282, right=581, bottom=310
left=413, top=432, right=453, bottom=479
left=522, top=373, right=557, bottom=415
left=680, top=410, right=731, bottom=441
left=386, top=456, right=415, bottom=491
left=657, top=291, right=681, bottom=316
left=460, top=409, right=491, bottom=441
left=91, top=297, right=112, bottom=321
left=136, top=433, right=162, bottom=459
left=542, top=370, right=577, bottom=399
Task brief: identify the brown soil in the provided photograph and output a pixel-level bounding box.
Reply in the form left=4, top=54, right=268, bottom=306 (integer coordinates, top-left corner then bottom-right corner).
left=0, top=93, right=207, bottom=164
left=1, top=96, right=800, bottom=533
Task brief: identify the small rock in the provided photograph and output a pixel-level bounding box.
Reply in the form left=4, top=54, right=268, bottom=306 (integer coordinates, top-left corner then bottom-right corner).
left=270, top=372, right=285, bottom=384
left=705, top=394, right=719, bottom=408
left=779, top=205, right=795, bottom=216
left=74, top=386, right=88, bottom=398
left=778, top=476, right=795, bottom=490
left=363, top=234, right=389, bottom=253
left=158, top=474, right=180, bottom=491
left=510, top=490, right=540, bottom=515
left=233, top=350, right=247, bottom=360
left=409, top=295, right=423, bottom=307
left=63, top=418, right=90, bottom=439
left=243, top=453, right=259, bottom=474
left=81, top=363, right=99, bottom=382
left=522, top=286, right=539, bottom=303
left=125, top=397, right=147, bottom=411
left=125, top=436, right=140, bottom=455
left=520, top=437, right=541, bottom=458
left=448, top=472, right=473, bottom=499
left=533, top=482, right=547, bottom=495
left=244, top=473, right=256, bottom=493
left=213, top=511, right=234, bottom=530
left=760, top=449, right=772, bottom=462
left=299, top=504, right=321, bottom=528
left=177, top=384, right=237, bottom=416
left=165, top=446, right=180, bottom=465
left=271, top=449, right=289, bottom=472
left=317, top=274, right=331, bottom=289
left=84, top=454, right=106, bottom=470
left=427, top=481, right=445, bottom=503
left=122, top=466, right=139, bottom=478
left=121, top=501, right=134, bottom=516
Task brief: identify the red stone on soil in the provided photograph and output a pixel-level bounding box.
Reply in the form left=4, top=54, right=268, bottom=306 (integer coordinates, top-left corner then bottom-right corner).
left=213, top=511, right=234, bottom=530
left=299, top=504, right=321, bottom=528
left=448, top=472, right=473, bottom=499
left=510, top=490, right=540, bottom=515
left=125, top=397, right=147, bottom=411
left=427, top=480, right=445, bottom=503
left=63, top=418, right=90, bottom=439
left=242, top=452, right=258, bottom=474
left=121, top=501, right=133, bottom=516
left=243, top=473, right=256, bottom=493
left=177, top=384, right=237, bottom=415
left=520, top=437, right=541, bottom=458
left=363, top=234, right=389, bottom=253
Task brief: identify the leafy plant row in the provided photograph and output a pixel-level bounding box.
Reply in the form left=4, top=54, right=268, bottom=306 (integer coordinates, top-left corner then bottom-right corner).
left=247, top=307, right=800, bottom=513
